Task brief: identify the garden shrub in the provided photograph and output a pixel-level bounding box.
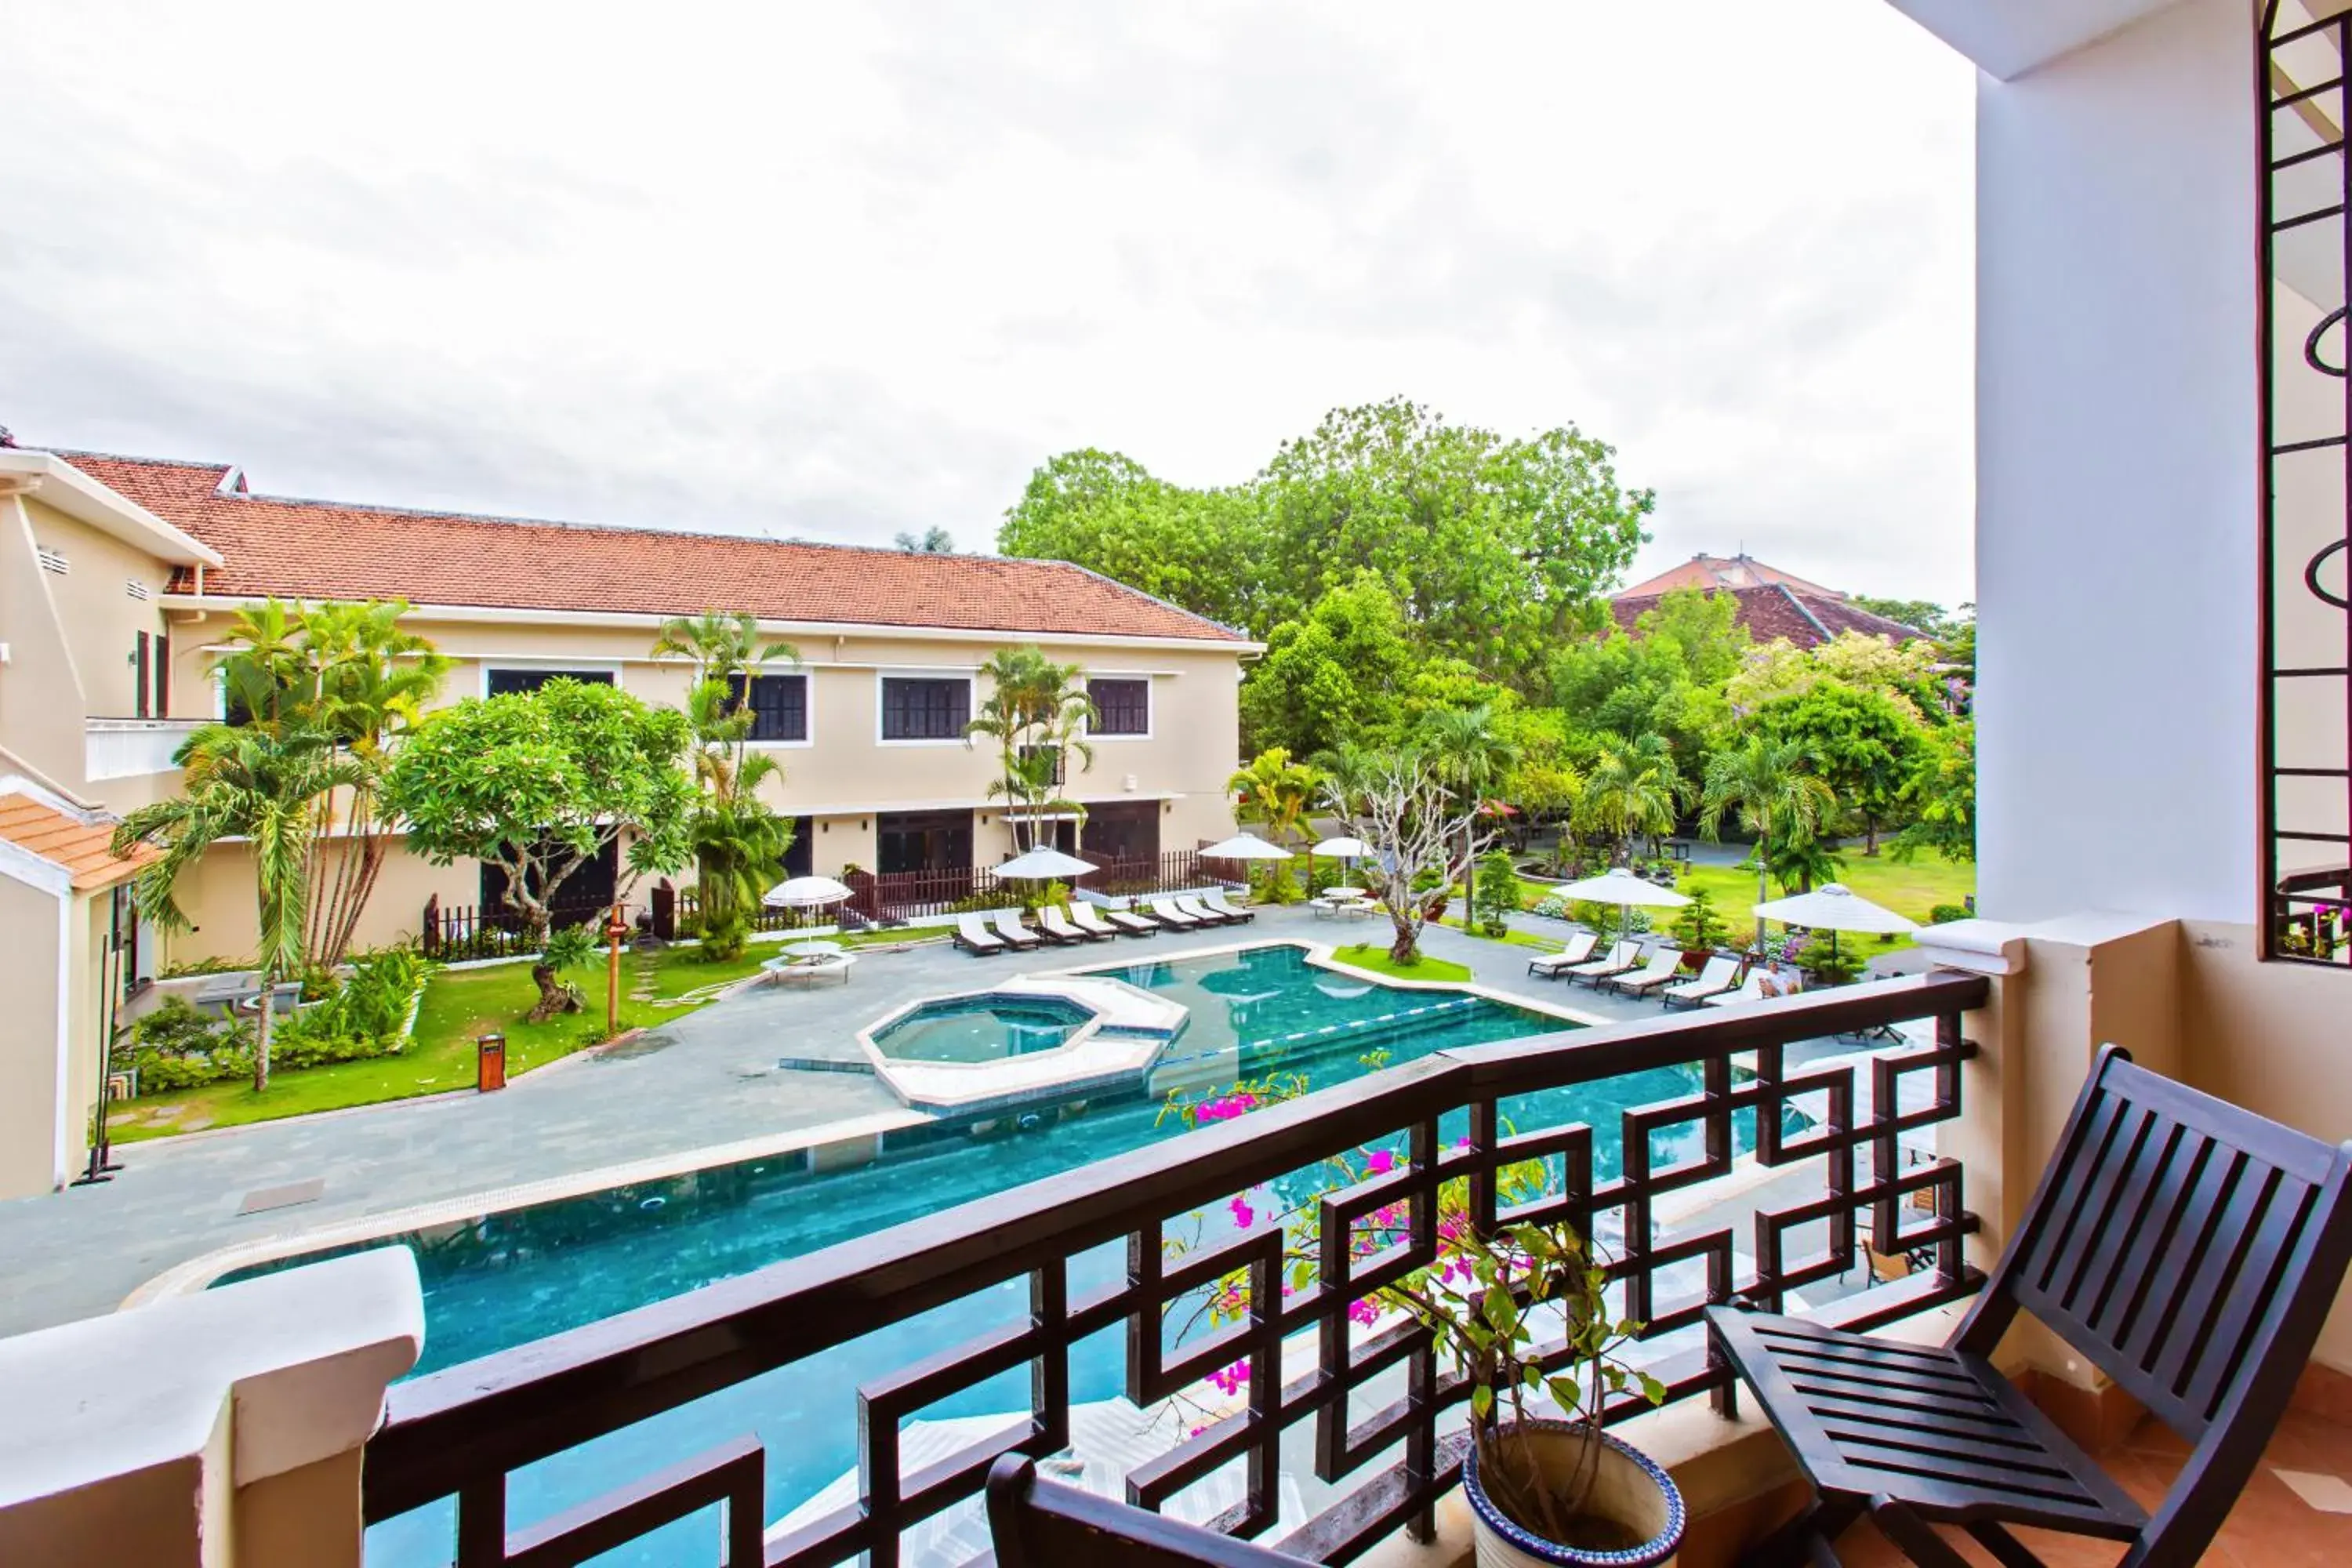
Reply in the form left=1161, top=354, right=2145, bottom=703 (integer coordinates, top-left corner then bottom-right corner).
left=116, top=997, right=256, bottom=1091
left=1531, top=894, right=1568, bottom=920
left=1928, top=903, right=1971, bottom=926
left=1473, top=851, right=1519, bottom=937
left=1670, top=889, right=1731, bottom=953
left=1570, top=901, right=1650, bottom=936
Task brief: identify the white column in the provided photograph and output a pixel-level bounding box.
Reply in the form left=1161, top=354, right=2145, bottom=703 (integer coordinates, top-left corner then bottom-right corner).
left=1971, top=0, right=2259, bottom=924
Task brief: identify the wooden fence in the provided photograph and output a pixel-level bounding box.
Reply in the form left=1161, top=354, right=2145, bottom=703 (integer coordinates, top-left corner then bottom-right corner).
left=419, top=895, right=612, bottom=963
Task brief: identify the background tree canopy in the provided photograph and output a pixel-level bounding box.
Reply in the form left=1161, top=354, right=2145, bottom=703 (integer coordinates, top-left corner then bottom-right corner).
left=997, top=398, right=1653, bottom=742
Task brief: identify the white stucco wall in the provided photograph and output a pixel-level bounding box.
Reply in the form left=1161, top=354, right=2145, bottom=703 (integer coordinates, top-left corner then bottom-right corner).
left=1973, top=0, right=2261, bottom=924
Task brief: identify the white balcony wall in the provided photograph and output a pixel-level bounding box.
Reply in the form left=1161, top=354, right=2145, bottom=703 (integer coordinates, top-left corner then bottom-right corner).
left=1972, top=0, right=2260, bottom=924
left=82, top=718, right=201, bottom=782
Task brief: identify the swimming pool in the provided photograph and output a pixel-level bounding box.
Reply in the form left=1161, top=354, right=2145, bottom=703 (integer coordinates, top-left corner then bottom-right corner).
left=233, top=944, right=1757, bottom=1564
left=867, top=994, right=1097, bottom=1062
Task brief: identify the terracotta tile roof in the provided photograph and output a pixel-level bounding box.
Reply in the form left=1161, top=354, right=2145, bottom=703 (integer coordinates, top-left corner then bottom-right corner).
left=0, top=793, right=158, bottom=891
left=53, top=452, right=1247, bottom=644
left=1610, top=583, right=1925, bottom=650
left=1618, top=553, right=1846, bottom=600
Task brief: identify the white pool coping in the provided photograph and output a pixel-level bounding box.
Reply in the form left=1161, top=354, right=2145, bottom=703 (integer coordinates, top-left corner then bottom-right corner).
left=123, top=1105, right=933, bottom=1308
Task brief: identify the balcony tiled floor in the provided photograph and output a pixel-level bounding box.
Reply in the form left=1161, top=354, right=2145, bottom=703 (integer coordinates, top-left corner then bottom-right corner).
left=1836, top=1406, right=2352, bottom=1566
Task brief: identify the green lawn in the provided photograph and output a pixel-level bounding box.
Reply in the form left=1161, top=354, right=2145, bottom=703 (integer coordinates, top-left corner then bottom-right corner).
left=108, top=945, right=775, bottom=1142
left=1669, top=849, right=1973, bottom=949
left=1330, top=944, right=1474, bottom=984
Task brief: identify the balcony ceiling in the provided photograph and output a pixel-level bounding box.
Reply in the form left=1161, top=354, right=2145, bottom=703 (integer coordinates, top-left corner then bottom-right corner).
left=1883, top=0, right=2210, bottom=80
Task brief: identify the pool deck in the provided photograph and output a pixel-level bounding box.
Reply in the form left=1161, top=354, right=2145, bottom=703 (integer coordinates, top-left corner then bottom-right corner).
left=0, top=909, right=1741, bottom=1337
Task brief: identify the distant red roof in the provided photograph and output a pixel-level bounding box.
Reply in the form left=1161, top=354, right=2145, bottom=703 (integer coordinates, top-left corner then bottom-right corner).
left=1617, top=552, right=1845, bottom=600
left=55, top=451, right=1247, bottom=644
left=1610, top=583, right=1924, bottom=650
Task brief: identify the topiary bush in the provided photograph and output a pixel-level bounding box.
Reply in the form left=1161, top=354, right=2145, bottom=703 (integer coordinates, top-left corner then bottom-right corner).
left=1473, top=851, right=1519, bottom=938
left=1928, top=903, right=1972, bottom=926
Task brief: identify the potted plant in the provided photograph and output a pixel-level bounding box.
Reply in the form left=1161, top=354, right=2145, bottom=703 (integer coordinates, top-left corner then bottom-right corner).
left=1390, top=1218, right=1684, bottom=1566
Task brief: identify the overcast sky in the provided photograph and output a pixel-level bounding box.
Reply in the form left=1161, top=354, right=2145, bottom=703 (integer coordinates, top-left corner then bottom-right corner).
left=0, top=2, right=1976, bottom=605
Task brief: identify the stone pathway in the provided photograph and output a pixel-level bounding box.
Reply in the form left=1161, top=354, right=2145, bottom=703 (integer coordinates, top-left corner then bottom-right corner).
left=0, top=909, right=1688, bottom=1338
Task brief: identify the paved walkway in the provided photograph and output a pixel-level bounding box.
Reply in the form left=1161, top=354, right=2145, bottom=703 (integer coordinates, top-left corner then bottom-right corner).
left=0, top=909, right=1694, bottom=1337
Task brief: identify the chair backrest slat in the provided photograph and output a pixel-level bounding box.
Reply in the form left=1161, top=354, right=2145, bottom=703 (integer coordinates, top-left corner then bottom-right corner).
left=1980, top=1051, right=2352, bottom=1450
left=986, top=1456, right=1301, bottom=1566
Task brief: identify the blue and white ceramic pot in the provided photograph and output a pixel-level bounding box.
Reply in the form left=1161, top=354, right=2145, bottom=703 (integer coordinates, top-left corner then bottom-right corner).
left=1462, top=1420, right=1685, bottom=1568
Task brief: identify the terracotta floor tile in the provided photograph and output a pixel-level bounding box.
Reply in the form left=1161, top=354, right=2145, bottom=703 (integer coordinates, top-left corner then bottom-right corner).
left=1730, top=1403, right=2352, bottom=1563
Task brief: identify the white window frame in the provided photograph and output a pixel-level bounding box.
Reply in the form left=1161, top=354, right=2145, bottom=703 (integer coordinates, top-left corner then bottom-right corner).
left=1083, top=673, right=1153, bottom=742
left=874, top=670, right=977, bottom=747
left=478, top=659, right=625, bottom=699
left=741, top=667, right=816, bottom=750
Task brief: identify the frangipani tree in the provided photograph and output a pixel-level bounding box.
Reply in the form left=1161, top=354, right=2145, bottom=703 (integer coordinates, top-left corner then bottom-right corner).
left=1324, top=746, right=1494, bottom=964
left=385, top=679, right=694, bottom=1022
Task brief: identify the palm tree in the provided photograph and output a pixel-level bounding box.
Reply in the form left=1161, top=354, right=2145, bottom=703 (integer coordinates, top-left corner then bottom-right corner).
left=1418, top=706, right=1519, bottom=927
left=1699, top=735, right=1837, bottom=920
left=1580, top=742, right=1681, bottom=867
left=212, top=599, right=452, bottom=967
left=652, top=613, right=803, bottom=960
left=113, top=726, right=362, bottom=1091
left=1229, top=748, right=1322, bottom=898
left=967, top=648, right=1095, bottom=852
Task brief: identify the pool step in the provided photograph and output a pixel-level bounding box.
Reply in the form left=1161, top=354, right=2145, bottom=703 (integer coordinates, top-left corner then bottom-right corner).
left=777, top=1055, right=878, bottom=1076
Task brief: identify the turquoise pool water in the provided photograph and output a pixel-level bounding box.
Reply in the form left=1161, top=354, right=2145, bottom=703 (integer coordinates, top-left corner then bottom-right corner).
left=239, top=944, right=1758, bottom=1565
left=869, top=994, right=1096, bottom=1062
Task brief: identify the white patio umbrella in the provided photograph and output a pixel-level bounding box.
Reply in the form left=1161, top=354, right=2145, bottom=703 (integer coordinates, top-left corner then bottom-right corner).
left=1751, top=884, right=1918, bottom=936
left=994, top=845, right=1099, bottom=881
left=764, top=874, right=853, bottom=909
left=1305, top=835, right=1368, bottom=895
left=1199, top=832, right=1298, bottom=862
left=1751, top=883, right=1917, bottom=962
left=1554, top=866, right=1690, bottom=943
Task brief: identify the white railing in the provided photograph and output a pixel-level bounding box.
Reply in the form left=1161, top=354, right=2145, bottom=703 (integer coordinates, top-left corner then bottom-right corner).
left=83, top=717, right=204, bottom=781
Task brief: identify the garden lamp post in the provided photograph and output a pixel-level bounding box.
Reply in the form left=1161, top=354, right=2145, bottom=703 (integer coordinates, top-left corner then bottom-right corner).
left=606, top=900, right=630, bottom=1037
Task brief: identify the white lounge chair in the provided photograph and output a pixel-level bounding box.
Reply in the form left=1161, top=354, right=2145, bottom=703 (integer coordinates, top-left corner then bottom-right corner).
left=1069, top=902, right=1148, bottom=940
left=992, top=909, right=1044, bottom=949
left=1704, top=969, right=1792, bottom=1007
left=1608, top=946, right=1687, bottom=998
left=1563, top=940, right=1642, bottom=987
left=1039, top=906, right=1109, bottom=944
left=1173, top=894, right=1235, bottom=927
left=1526, top=931, right=1600, bottom=978
left=955, top=913, right=1007, bottom=956
left=1105, top=905, right=1162, bottom=935
left=1661, top=953, right=1740, bottom=1009
left=1149, top=898, right=1203, bottom=928
left=1201, top=889, right=1256, bottom=924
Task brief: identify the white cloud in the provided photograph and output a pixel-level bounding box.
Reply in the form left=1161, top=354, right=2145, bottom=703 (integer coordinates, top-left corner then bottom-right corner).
left=0, top=0, right=1976, bottom=603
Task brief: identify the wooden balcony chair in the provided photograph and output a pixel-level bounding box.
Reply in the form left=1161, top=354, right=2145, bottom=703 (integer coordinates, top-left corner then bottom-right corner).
left=1708, top=1046, right=2352, bottom=1567
left=985, top=1455, right=1306, bottom=1566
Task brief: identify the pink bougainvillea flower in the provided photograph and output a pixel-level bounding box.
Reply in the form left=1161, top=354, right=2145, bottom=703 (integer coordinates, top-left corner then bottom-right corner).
left=1347, top=1297, right=1381, bottom=1327
left=1207, top=1359, right=1251, bottom=1396
left=1229, top=1194, right=1256, bottom=1229
left=1363, top=1148, right=1398, bottom=1176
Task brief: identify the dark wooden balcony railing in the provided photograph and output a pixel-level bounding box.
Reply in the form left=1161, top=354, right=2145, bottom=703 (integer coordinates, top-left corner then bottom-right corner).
left=360, top=970, right=1989, bottom=1566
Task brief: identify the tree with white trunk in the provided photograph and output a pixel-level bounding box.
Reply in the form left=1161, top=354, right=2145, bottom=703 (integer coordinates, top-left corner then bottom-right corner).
left=1323, top=746, right=1494, bottom=965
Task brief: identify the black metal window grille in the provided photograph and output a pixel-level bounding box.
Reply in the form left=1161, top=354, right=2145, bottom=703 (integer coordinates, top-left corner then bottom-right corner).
left=485, top=669, right=615, bottom=698
left=882, top=677, right=969, bottom=740
left=360, top=973, right=1987, bottom=1566
left=1090, top=677, right=1150, bottom=735
left=2259, top=5, right=2352, bottom=967
left=728, top=673, right=808, bottom=742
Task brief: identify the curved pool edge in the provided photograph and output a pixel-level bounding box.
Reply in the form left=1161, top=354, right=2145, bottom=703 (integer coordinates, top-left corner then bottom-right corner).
left=1051, top=933, right=1606, bottom=1030
left=119, top=1105, right=935, bottom=1312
